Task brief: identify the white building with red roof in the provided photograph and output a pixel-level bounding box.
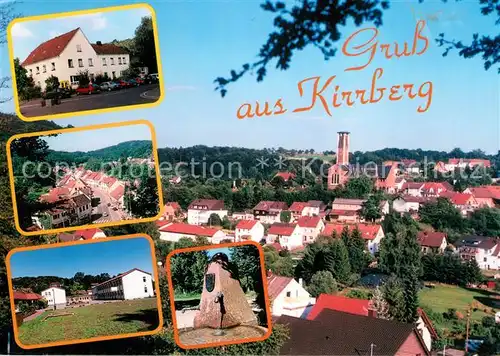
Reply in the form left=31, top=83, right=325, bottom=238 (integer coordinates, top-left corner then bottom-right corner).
left=440, top=191, right=478, bottom=216
left=392, top=195, right=437, bottom=214
left=187, top=199, right=227, bottom=225
left=21, top=27, right=130, bottom=90
left=253, top=201, right=288, bottom=224
left=457, top=236, right=500, bottom=270
left=235, top=220, right=264, bottom=243
left=321, top=223, right=385, bottom=255
left=329, top=198, right=366, bottom=223
left=267, top=223, right=302, bottom=251
left=158, top=222, right=226, bottom=244
left=267, top=272, right=314, bottom=317
left=289, top=201, right=326, bottom=221
left=417, top=231, right=448, bottom=254
left=464, top=186, right=500, bottom=208
left=445, top=158, right=491, bottom=171
left=296, top=216, right=324, bottom=244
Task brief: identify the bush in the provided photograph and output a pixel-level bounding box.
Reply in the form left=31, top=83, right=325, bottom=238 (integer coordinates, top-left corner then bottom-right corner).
left=345, top=289, right=372, bottom=300
left=482, top=316, right=495, bottom=328
left=443, top=308, right=458, bottom=320
left=306, top=271, right=337, bottom=298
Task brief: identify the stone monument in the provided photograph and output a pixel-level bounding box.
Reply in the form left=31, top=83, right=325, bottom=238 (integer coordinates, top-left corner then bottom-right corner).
left=193, top=252, right=258, bottom=331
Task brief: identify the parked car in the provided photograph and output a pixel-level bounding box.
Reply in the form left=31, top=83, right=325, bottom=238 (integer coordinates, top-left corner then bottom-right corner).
left=100, top=81, right=120, bottom=91
left=43, top=88, right=72, bottom=100
left=135, top=77, right=144, bottom=85
left=128, top=79, right=139, bottom=87
left=115, top=80, right=131, bottom=89
left=76, top=84, right=100, bottom=95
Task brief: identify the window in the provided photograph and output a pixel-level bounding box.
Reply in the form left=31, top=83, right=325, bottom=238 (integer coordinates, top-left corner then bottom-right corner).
left=143, top=276, right=146, bottom=282
left=110, top=57, right=115, bottom=65
left=42, top=65, right=46, bottom=73
left=118, top=57, right=122, bottom=65
left=68, top=59, right=74, bottom=68
left=484, top=257, right=487, bottom=262
left=51, top=62, right=55, bottom=71
left=286, top=291, right=291, bottom=297
left=102, top=58, right=107, bottom=66
left=36, top=66, right=39, bottom=74
left=144, top=287, right=148, bottom=293
left=88, top=58, right=93, bottom=67
left=29, top=69, right=32, bottom=75
left=78, top=59, right=83, bottom=67
left=122, top=56, right=126, bottom=64
left=76, top=44, right=82, bottom=52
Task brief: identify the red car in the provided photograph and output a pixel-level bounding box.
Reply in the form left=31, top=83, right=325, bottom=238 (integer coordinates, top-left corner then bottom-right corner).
left=135, top=77, right=144, bottom=85
left=116, top=80, right=131, bottom=89
left=76, top=84, right=100, bottom=95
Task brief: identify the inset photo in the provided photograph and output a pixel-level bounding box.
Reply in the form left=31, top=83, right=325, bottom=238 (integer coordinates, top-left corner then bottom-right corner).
left=166, top=241, right=272, bottom=349
left=6, top=235, right=163, bottom=349
left=6, top=120, right=164, bottom=235
left=8, top=4, right=163, bottom=121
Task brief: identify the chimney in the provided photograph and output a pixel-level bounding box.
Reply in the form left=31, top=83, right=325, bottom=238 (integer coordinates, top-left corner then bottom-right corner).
left=336, top=131, right=350, bottom=165
left=368, top=308, right=378, bottom=318
left=96, top=41, right=102, bottom=46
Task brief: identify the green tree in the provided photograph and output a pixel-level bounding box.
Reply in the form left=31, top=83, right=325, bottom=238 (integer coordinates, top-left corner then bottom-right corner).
left=306, top=270, right=337, bottom=298
left=169, top=240, right=208, bottom=294
left=360, top=195, right=382, bottom=222
left=419, top=197, right=466, bottom=232
left=468, top=207, right=500, bottom=236
left=44, top=75, right=59, bottom=91
left=381, top=275, right=406, bottom=322
left=369, top=287, right=390, bottom=320
left=208, top=213, right=222, bottom=226
left=348, top=227, right=370, bottom=273
left=271, top=255, right=295, bottom=277
left=280, top=210, right=291, bottom=223
left=324, top=239, right=351, bottom=285
left=134, top=16, right=157, bottom=72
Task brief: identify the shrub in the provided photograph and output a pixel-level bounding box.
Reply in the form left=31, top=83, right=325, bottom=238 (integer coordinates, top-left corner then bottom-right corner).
left=346, top=288, right=372, bottom=300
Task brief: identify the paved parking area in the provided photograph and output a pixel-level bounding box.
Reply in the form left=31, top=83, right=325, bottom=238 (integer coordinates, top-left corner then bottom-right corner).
left=20, top=84, right=160, bottom=117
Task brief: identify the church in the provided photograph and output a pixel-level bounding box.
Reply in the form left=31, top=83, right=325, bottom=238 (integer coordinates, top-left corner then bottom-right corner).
left=327, top=132, right=399, bottom=193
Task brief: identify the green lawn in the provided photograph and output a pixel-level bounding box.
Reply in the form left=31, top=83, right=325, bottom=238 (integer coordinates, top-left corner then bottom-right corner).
left=18, top=298, right=159, bottom=346
left=419, top=284, right=499, bottom=322
left=174, top=292, right=201, bottom=301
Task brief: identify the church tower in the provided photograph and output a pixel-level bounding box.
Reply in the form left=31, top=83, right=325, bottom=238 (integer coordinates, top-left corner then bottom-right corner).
left=336, top=131, right=350, bottom=165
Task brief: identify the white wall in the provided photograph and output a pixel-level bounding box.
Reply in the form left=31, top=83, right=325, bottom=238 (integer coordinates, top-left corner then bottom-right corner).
left=41, top=287, right=66, bottom=307
left=272, top=279, right=313, bottom=317
left=235, top=222, right=264, bottom=242
left=122, top=270, right=154, bottom=300
left=187, top=209, right=228, bottom=225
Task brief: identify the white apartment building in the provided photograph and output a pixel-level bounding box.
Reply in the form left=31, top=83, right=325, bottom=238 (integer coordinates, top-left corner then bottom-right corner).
left=21, top=27, right=130, bottom=91
left=296, top=216, right=324, bottom=244
left=41, top=285, right=67, bottom=309
left=187, top=199, right=228, bottom=225
left=91, top=268, right=155, bottom=300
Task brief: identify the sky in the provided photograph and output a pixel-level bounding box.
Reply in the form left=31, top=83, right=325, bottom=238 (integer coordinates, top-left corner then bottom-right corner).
left=9, top=237, right=154, bottom=278
left=0, top=0, right=498, bottom=154
left=207, top=247, right=232, bottom=260
left=43, top=122, right=152, bottom=152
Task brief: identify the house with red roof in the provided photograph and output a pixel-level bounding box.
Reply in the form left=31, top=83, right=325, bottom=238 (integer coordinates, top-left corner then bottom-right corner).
left=329, top=198, right=366, bottom=223
left=296, top=216, right=324, bottom=244
left=445, top=158, right=491, bottom=171
left=21, top=27, right=130, bottom=90
left=457, top=235, right=500, bottom=270
left=158, top=222, right=226, bottom=244
left=267, top=272, right=314, bottom=317
left=253, top=201, right=288, bottom=224
left=187, top=199, right=227, bottom=225
left=235, top=219, right=264, bottom=243
left=274, top=172, right=296, bottom=182
left=401, top=182, right=425, bottom=196
left=289, top=200, right=326, bottom=221
left=421, top=182, right=453, bottom=197
left=110, top=183, right=125, bottom=207
left=12, top=290, right=43, bottom=313
left=464, top=186, right=500, bottom=208
left=322, top=223, right=385, bottom=255
left=160, top=202, right=183, bottom=221
left=267, top=223, right=302, bottom=251
left=392, top=195, right=437, bottom=215
left=417, top=231, right=448, bottom=254
left=440, top=191, right=478, bottom=216
left=57, top=228, right=106, bottom=243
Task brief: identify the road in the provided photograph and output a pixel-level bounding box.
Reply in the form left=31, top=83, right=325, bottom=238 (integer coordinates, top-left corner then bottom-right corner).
left=91, top=187, right=126, bottom=224
left=20, top=84, right=160, bottom=117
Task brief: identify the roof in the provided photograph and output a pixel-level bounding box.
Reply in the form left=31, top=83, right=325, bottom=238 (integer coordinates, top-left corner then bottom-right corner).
left=267, top=273, right=293, bottom=300
left=268, top=223, right=296, bottom=236
left=188, top=199, right=225, bottom=210
left=417, top=231, right=446, bottom=247
left=469, top=186, right=500, bottom=200
left=159, top=222, right=220, bottom=237
left=40, top=187, right=70, bottom=203
left=289, top=201, right=309, bottom=212
left=275, top=172, right=296, bottom=181
left=441, top=191, right=474, bottom=205
left=297, top=216, right=322, bottom=228
left=236, top=219, right=258, bottom=229
left=165, top=202, right=181, bottom=210
left=253, top=201, right=288, bottom=211
left=457, top=236, right=499, bottom=250
left=417, top=308, right=439, bottom=339
left=329, top=209, right=359, bottom=216
left=91, top=43, right=128, bottom=55
left=110, top=184, right=125, bottom=201
left=13, top=290, right=42, bottom=300
left=71, top=194, right=91, bottom=207
left=277, top=309, right=429, bottom=355
left=402, top=182, right=425, bottom=190
left=322, top=223, right=382, bottom=240
left=307, top=294, right=370, bottom=320
left=448, top=158, right=491, bottom=167
left=397, top=195, right=437, bottom=204
left=22, top=28, right=79, bottom=66
left=57, top=233, right=83, bottom=242
left=92, top=268, right=151, bottom=288
left=74, top=228, right=104, bottom=240
left=332, top=198, right=366, bottom=206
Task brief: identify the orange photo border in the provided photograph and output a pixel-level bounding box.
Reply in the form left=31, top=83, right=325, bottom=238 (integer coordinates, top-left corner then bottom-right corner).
left=165, top=240, right=273, bottom=350
left=5, top=119, right=165, bottom=236
left=5, top=233, right=164, bottom=350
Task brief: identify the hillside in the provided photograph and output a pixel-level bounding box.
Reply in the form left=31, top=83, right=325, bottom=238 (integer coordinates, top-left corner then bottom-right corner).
left=47, top=140, right=153, bottom=165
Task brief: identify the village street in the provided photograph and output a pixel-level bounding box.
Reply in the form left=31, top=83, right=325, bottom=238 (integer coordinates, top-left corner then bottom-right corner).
left=91, top=187, right=126, bottom=223
left=20, top=84, right=160, bottom=118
